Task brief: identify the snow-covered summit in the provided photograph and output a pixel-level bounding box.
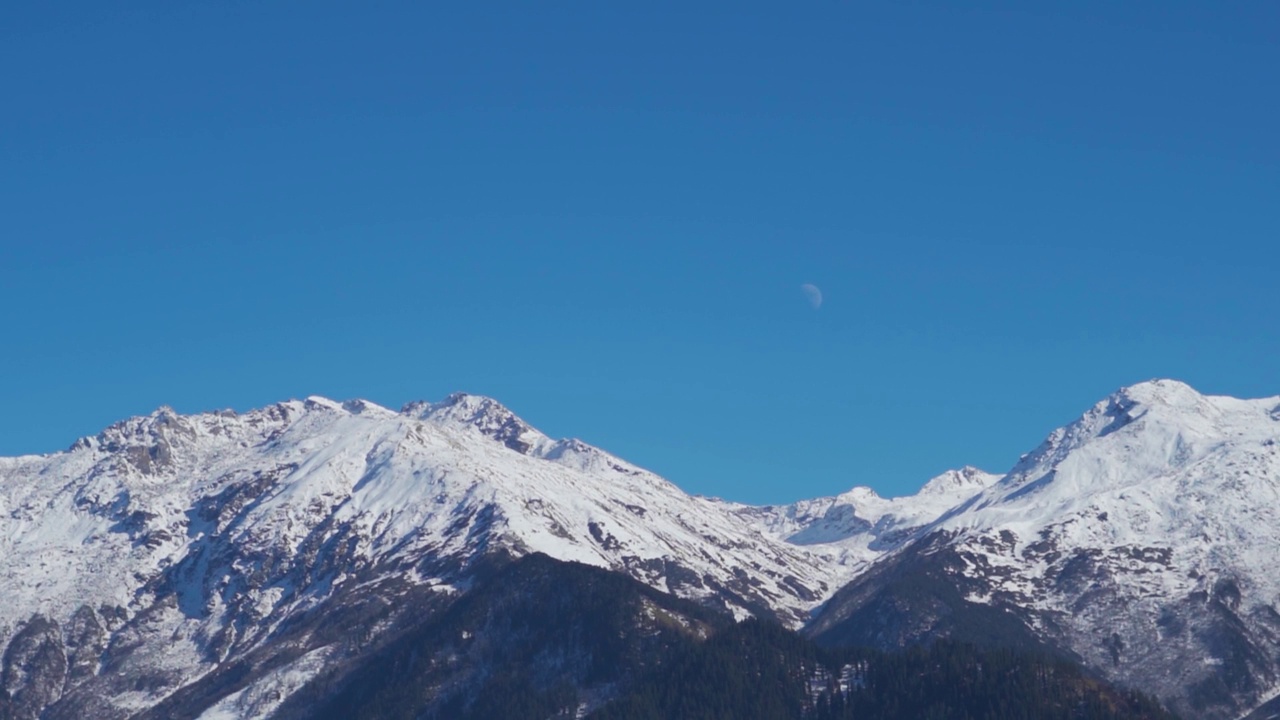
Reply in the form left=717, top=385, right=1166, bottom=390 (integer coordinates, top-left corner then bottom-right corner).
left=918, top=465, right=999, bottom=496
left=922, top=379, right=1280, bottom=718
left=957, top=379, right=1280, bottom=528
left=934, top=378, right=1280, bottom=598
left=401, top=392, right=556, bottom=456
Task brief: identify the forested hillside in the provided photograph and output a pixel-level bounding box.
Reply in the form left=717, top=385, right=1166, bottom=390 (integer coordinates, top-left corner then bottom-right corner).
left=594, top=620, right=1178, bottom=720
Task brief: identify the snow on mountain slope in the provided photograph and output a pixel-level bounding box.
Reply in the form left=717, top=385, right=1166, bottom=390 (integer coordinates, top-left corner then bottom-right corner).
left=914, top=379, right=1280, bottom=718
left=720, top=465, right=1000, bottom=576
left=0, top=392, right=850, bottom=718
left=939, top=379, right=1280, bottom=605
left=5, top=379, right=1275, bottom=718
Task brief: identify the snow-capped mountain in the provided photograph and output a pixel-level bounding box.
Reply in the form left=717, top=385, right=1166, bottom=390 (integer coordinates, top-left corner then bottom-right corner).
left=947, top=379, right=1280, bottom=718
left=0, top=392, right=852, bottom=719
left=810, top=379, right=1280, bottom=719
left=718, top=466, right=1000, bottom=575
left=2, top=379, right=1278, bottom=719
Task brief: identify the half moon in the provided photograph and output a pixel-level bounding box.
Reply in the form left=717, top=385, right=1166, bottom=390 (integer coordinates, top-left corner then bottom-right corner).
left=801, top=283, right=822, bottom=309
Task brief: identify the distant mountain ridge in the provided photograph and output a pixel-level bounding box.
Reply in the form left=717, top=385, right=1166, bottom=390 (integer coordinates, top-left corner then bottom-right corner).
left=0, top=379, right=1276, bottom=718
left=809, top=380, right=1280, bottom=719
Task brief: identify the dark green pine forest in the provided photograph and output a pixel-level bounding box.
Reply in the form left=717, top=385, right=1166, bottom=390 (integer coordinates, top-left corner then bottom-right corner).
left=275, top=554, right=1177, bottom=720
left=594, top=619, right=1176, bottom=720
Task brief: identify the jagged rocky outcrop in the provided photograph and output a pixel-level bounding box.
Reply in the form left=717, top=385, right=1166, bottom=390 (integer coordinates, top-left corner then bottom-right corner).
left=1, top=616, right=68, bottom=720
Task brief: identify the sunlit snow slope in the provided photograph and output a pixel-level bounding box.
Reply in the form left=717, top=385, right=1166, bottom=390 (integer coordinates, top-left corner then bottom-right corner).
left=721, top=465, right=1000, bottom=574
left=1, top=392, right=897, bottom=718
left=936, top=380, right=1280, bottom=717
left=3, top=379, right=1277, bottom=719
left=809, top=379, right=1280, bottom=720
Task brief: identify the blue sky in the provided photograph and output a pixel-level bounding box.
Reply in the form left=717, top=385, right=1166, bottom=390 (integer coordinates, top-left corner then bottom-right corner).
left=2, top=2, right=1277, bottom=503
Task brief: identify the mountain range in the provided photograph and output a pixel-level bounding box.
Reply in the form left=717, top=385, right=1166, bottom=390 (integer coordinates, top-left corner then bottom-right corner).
left=1, top=379, right=1277, bottom=719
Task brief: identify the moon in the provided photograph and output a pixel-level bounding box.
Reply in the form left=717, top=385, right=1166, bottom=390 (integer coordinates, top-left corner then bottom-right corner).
left=800, top=283, right=822, bottom=309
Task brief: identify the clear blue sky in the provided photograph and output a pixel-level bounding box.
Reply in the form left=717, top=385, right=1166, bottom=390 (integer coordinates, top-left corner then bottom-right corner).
left=2, top=3, right=1277, bottom=503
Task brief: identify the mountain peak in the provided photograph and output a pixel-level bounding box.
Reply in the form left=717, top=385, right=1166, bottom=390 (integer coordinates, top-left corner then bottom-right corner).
left=966, top=378, right=1280, bottom=525
left=303, top=395, right=346, bottom=412
left=1111, top=378, right=1204, bottom=410
left=400, top=391, right=505, bottom=417
left=404, top=392, right=551, bottom=455
left=918, top=466, right=1000, bottom=497
left=1002, top=380, right=1230, bottom=480
left=439, top=391, right=512, bottom=415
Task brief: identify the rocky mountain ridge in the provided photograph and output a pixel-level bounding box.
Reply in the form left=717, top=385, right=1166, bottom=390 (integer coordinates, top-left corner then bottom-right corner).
left=810, top=380, right=1280, bottom=719
left=1, top=379, right=1277, bottom=718
left=0, top=391, right=878, bottom=719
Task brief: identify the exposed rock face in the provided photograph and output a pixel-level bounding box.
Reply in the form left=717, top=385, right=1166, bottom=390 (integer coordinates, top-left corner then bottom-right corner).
left=1, top=616, right=67, bottom=720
